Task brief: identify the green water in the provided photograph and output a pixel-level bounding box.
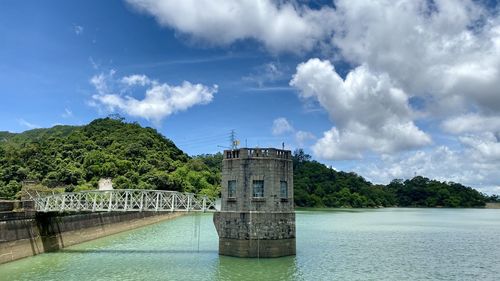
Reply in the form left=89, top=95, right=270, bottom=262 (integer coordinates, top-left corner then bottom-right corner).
left=1, top=208, right=499, bottom=281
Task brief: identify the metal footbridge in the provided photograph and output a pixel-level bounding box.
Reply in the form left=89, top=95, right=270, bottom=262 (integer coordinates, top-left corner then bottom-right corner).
left=27, top=189, right=219, bottom=213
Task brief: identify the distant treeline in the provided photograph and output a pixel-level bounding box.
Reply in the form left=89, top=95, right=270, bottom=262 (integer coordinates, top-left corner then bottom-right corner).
left=292, top=149, right=495, bottom=208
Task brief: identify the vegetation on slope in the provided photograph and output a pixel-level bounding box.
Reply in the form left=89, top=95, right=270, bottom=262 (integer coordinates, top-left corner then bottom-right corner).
left=0, top=118, right=494, bottom=208
left=0, top=117, right=219, bottom=199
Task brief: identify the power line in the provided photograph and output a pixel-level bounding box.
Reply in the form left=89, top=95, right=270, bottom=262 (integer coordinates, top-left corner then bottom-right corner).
left=177, top=136, right=228, bottom=146
left=175, top=133, right=231, bottom=146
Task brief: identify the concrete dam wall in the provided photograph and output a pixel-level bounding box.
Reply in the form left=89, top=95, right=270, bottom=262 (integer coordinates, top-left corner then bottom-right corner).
left=0, top=209, right=181, bottom=264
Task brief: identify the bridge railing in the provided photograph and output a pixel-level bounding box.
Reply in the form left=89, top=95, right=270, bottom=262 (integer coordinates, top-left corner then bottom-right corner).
left=27, top=189, right=218, bottom=213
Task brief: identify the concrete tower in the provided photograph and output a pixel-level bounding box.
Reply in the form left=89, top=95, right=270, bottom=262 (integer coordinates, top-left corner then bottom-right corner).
left=213, top=148, right=296, bottom=258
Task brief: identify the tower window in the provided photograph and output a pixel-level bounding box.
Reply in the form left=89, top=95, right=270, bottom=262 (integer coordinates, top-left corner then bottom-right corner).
left=252, top=180, right=264, bottom=198
left=280, top=181, right=288, bottom=198
left=228, top=180, right=236, bottom=198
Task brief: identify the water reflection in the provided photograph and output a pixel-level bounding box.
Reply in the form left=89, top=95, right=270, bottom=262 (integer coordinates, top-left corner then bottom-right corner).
left=59, top=249, right=218, bottom=254
left=216, top=255, right=300, bottom=281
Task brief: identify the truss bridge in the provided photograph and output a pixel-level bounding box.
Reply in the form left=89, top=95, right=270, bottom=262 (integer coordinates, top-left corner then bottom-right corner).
left=27, top=189, right=219, bottom=213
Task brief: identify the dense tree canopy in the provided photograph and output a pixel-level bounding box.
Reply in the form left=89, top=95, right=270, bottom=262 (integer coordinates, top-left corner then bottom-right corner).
left=0, top=117, right=219, bottom=199
left=292, top=150, right=396, bottom=208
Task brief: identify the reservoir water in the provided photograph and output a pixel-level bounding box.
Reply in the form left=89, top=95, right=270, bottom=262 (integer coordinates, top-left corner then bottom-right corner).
left=1, top=208, right=499, bottom=281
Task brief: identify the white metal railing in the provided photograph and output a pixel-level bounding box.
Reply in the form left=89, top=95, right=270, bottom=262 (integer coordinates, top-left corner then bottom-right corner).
left=26, top=189, right=218, bottom=213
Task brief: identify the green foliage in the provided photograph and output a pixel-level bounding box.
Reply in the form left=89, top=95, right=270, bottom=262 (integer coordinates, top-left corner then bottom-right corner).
left=292, top=149, right=488, bottom=208
left=0, top=180, right=22, bottom=199
left=488, top=194, right=500, bottom=202
left=0, top=118, right=219, bottom=198
left=192, top=153, right=222, bottom=197
left=387, top=176, right=487, bottom=207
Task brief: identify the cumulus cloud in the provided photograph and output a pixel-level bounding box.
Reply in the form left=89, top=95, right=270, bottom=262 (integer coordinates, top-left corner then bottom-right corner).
left=125, top=0, right=335, bottom=53
left=459, top=133, right=500, bottom=161
left=272, top=117, right=294, bottom=136
left=90, top=72, right=217, bottom=123
left=90, top=70, right=115, bottom=95
left=291, top=58, right=431, bottom=160
left=356, top=145, right=500, bottom=194
left=330, top=0, right=500, bottom=115
left=127, top=0, right=500, bottom=114
left=443, top=114, right=500, bottom=134
left=121, top=74, right=151, bottom=86
left=126, top=0, right=500, bottom=125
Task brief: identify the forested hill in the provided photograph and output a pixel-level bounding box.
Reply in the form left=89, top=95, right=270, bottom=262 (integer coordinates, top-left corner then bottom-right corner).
left=0, top=118, right=220, bottom=199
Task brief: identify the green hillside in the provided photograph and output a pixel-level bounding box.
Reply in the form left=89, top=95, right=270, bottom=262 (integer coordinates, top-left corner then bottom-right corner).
left=0, top=118, right=493, bottom=208
left=0, top=117, right=220, bottom=199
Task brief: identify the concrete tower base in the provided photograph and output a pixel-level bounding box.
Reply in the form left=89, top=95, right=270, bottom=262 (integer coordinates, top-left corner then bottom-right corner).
left=213, top=211, right=296, bottom=258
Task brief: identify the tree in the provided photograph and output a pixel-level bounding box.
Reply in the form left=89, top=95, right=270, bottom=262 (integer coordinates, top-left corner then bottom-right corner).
left=0, top=180, right=22, bottom=199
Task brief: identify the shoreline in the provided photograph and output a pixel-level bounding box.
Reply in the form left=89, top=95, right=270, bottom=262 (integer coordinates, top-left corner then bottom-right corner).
left=296, top=205, right=500, bottom=211
left=486, top=202, right=500, bottom=209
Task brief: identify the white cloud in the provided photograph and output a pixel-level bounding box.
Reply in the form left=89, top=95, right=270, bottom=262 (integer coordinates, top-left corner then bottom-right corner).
left=330, top=0, right=500, bottom=115
left=121, top=74, right=151, bottom=86
left=73, top=25, right=84, bottom=35
left=126, top=0, right=500, bottom=114
left=18, top=119, right=40, bottom=129
left=442, top=114, right=500, bottom=134
left=459, top=133, right=500, bottom=161
left=90, top=70, right=115, bottom=95
left=90, top=72, right=217, bottom=123
left=295, top=130, right=316, bottom=147
left=291, top=58, right=431, bottom=160
left=272, top=117, right=294, bottom=136
left=356, top=145, right=500, bottom=194
left=243, top=62, right=286, bottom=87
left=125, top=0, right=335, bottom=53
left=89, top=57, right=99, bottom=70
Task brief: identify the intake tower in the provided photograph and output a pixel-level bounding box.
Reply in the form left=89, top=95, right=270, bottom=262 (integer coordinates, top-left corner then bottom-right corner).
left=213, top=148, right=296, bottom=258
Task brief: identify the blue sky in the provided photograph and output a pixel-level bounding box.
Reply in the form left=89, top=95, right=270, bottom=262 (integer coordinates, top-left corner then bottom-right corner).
left=2, top=0, right=500, bottom=193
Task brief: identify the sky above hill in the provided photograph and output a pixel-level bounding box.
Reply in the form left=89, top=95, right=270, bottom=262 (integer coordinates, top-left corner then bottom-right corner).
left=1, top=0, right=500, bottom=193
